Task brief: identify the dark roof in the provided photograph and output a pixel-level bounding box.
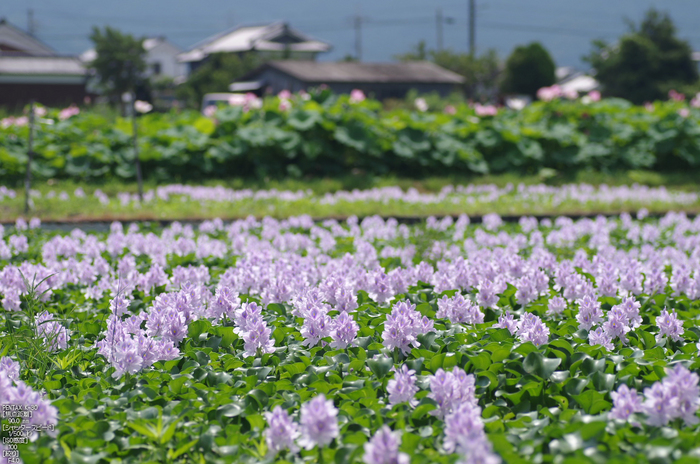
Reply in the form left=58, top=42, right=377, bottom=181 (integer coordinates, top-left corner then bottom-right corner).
left=0, top=18, right=56, bottom=56
left=246, top=61, right=465, bottom=84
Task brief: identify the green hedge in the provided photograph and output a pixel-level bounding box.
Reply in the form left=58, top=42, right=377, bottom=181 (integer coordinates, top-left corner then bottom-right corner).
left=2, top=90, right=700, bottom=182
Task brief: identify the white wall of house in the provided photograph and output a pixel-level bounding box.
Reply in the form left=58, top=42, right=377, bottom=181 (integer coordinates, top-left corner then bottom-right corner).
left=144, top=39, right=187, bottom=81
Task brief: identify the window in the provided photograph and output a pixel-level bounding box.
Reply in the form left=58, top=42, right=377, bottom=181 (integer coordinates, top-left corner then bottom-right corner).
left=152, top=62, right=161, bottom=75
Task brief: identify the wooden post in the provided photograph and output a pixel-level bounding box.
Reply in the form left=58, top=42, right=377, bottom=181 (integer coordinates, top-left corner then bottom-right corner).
left=132, top=96, right=144, bottom=204
left=24, top=101, right=35, bottom=214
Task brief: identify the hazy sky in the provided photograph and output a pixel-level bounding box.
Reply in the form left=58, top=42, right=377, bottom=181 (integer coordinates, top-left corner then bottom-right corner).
left=4, top=0, right=700, bottom=68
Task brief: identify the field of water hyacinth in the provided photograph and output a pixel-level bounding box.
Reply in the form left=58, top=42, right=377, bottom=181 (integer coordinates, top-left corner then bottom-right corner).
left=1, top=212, right=700, bottom=464
left=2, top=182, right=700, bottom=222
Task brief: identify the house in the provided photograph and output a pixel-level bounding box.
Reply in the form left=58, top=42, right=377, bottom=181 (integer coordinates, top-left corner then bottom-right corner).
left=80, top=36, right=187, bottom=83
left=556, top=67, right=599, bottom=94
left=233, top=61, right=465, bottom=99
left=0, top=18, right=87, bottom=108
left=178, top=22, right=331, bottom=73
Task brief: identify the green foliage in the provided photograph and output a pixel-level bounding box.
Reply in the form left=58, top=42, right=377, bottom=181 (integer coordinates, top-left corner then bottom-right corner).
left=88, top=27, right=148, bottom=104
left=175, top=53, right=261, bottom=108
left=501, top=42, right=556, bottom=98
left=586, top=8, right=699, bottom=104
left=2, top=95, right=700, bottom=184
left=1, top=219, right=700, bottom=463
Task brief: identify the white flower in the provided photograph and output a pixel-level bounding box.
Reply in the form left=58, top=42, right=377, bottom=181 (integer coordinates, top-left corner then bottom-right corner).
left=414, top=98, right=428, bottom=112
left=134, top=100, right=153, bottom=113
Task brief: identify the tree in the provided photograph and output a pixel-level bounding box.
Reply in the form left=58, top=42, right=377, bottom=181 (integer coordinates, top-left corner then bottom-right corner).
left=395, top=42, right=501, bottom=101
left=585, top=9, right=699, bottom=103
left=500, top=42, right=555, bottom=98
left=88, top=27, right=148, bottom=108
left=175, top=53, right=261, bottom=108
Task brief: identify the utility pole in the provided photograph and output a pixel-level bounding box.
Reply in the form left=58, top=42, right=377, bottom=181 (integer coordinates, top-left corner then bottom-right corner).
left=24, top=101, right=35, bottom=214
left=436, top=8, right=444, bottom=51
left=468, top=0, right=475, bottom=55
left=354, top=15, right=363, bottom=61
left=27, top=9, right=35, bottom=36
left=131, top=95, right=144, bottom=204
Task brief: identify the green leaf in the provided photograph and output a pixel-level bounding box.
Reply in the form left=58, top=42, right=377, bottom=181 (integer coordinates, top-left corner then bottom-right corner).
left=523, top=352, right=561, bottom=379
left=367, top=357, right=393, bottom=379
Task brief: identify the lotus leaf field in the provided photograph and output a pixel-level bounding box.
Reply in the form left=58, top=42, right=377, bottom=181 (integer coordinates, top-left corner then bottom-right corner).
left=1, top=212, right=700, bottom=464
left=2, top=91, right=700, bottom=183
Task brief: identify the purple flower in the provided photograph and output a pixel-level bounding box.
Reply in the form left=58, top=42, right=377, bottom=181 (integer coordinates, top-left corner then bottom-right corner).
left=382, top=300, right=432, bottom=355
left=643, top=382, right=672, bottom=426
left=363, top=426, right=409, bottom=464
left=298, top=395, right=339, bottom=449
left=643, top=365, right=700, bottom=426
left=264, top=406, right=299, bottom=455
left=546, top=296, right=567, bottom=317
left=656, top=308, right=684, bottom=343
left=300, top=304, right=332, bottom=347
left=0, top=357, right=20, bottom=382
left=437, top=294, right=484, bottom=325
left=428, top=367, right=477, bottom=419
left=516, top=313, right=549, bottom=347
left=329, top=312, right=358, bottom=349
left=444, top=402, right=501, bottom=464
left=476, top=279, right=500, bottom=309
left=588, top=327, right=614, bottom=350
left=387, top=364, right=418, bottom=407
left=242, top=318, right=275, bottom=357
left=35, top=311, right=69, bottom=352
left=609, top=384, right=643, bottom=420
left=575, top=294, right=603, bottom=331
left=602, top=310, right=630, bottom=344
left=493, top=311, right=517, bottom=335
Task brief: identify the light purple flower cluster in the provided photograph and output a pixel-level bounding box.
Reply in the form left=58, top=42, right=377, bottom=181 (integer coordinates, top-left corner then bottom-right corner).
left=609, top=384, right=643, bottom=421
left=496, top=311, right=548, bottom=346
left=263, top=395, right=340, bottom=456
left=545, top=296, right=567, bottom=317
left=656, top=308, right=684, bottom=343
left=96, top=296, right=180, bottom=378
left=298, top=395, right=340, bottom=450
left=35, top=311, right=69, bottom=352
left=575, top=294, right=604, bottom=331
left=0, top=356, right=58, bottom=441
left=329, top=312, right=359, bottom=349
left=382, top=300, right=434, bottom=355
left=363, top=426, right=410, bottom=464
left=588, top=297, right=642, bottom=350
left=233, top=302, right=275, bottom=357
left=437, top=293, right=484, bottom=325
left=611, top=365, right=699, bottom=427
left=493, top=311, right=517, bottom=334
left=263, top=406, right=299, bottom=456
left=427, top=367, right=500, bottom=463
left=386, top=364, right=419, bottom=407
left=516, top=313, right=549, bottom=346
left=428, top=367, right=477, bottom=419
left=444, top=403, right=501, bottom=464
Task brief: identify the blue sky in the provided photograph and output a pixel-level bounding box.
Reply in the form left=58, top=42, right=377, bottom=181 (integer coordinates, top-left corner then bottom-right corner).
left=4, top=0, right=700, bottom=69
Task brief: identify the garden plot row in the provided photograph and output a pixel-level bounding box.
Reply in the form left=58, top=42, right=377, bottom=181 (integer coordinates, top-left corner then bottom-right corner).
left=0, top=213, right=699, bottom=463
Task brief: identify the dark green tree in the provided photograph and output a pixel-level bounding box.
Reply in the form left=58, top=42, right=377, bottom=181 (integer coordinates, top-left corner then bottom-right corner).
left=88, top=27, right=148, bottom=108
left=585, top=9, right=699, bottom=103
left=175, top=53, right=261, bottom=108
left=500, top=42, right=556, bottom=98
